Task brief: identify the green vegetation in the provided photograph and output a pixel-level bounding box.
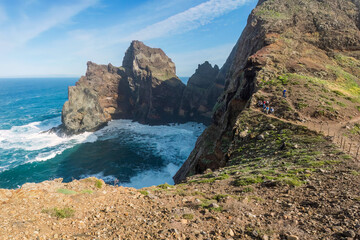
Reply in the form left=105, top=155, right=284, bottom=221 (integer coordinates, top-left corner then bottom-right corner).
left=57, top=189, right=77, bottom=195
left=157, top=183, right=174, bottom=189
left=233, top=176, right=264, bottom=186
left=182, top=213, right=194, bottom=220
left=191, top=191, right=205, bottom=196
left=212, top=194, right=228, bottom=202
left=216, top=173, right=230, bottom=180
left=336, top=101, right=346, bottom=107
left=196, top=178, right=216, bottom=184
left=138, top=190, right=149, bottom=196
left=42, top=207, right=75, bottom=219
left=278, top=75, right=289, bottom=85
left=242, top=187, right=254, bottom=193
left=282, top=177, right=303, bottom=187
left=255, top=9, right=288, bottom=20
left=350, top=124, right=360, bottom=135
left=333, top=90, right=346, bottom=97
left=95, top=180, right=103, bottom=189
left=295, top=102, right=309, bottom=110
left=80, top=189, right=93, bottom=194
left=57, top=188, right=94, bottom=195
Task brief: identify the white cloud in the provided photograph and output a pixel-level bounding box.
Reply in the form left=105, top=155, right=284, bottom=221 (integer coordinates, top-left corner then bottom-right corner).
left=124, top=0, right=250, bottom=42
left=0, top=0, right=98, bottom=53
left=0, top=0, right=254, bottom=77
left=53, top=0, right=251, bottom=59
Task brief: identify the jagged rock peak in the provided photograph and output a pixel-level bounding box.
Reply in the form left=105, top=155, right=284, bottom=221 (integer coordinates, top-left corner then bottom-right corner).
left=187, top=61, right=220, bottom=88
left=122, top=40, right=178, bottom=81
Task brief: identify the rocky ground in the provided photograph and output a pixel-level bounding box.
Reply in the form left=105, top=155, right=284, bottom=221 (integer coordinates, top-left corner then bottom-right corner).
left=1, top=113, right=359, bottom=240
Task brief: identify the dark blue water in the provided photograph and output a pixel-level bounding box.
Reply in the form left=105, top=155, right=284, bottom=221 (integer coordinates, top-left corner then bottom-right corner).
left=0, top=78, right=204, bottom=189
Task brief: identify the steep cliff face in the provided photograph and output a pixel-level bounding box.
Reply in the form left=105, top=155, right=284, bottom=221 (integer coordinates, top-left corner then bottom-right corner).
left=174, top=0, right=360, bottom=183
left=62, top=41, right=185, bottom=134
left=179, top=61, right=224, bottom=124
left=62, top=62, right=124, bottom=134
left=61, top=41, right=224, bottom=134
left=120, top=41, right=186, bottom=124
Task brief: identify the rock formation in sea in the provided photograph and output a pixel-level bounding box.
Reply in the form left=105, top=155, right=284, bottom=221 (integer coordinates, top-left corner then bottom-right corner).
left=179, top=61, right=224, bottom=125
left=61, top=41, right=224, bottom=134
left=174, top=0, right=360, bottom=183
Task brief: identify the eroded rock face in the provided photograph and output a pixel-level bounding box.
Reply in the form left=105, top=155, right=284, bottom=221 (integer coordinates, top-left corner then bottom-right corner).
left=61, top=41, right=223, bottom=134
left=62, top=63, right=123, bottom=134
left=179, top=61, right=224, bottom=124
left=174, top=0, right=360, bottom=183
left=61, top=41, right=186, bottom=134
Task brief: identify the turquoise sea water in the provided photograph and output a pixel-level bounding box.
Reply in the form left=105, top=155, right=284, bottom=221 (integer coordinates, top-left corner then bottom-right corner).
left=0, top=77, right=204, bottom=189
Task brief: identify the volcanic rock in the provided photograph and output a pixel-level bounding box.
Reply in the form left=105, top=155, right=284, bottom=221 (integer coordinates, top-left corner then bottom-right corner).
left=61, top=41, right=224, bottom=134
left=174, top=0, right=360, bottom=183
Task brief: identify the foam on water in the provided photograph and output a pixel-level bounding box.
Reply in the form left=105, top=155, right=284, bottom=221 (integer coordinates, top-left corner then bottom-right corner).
left=121, top=162, right=179, bottom=188
left=0, top=117, right=96, bottom=171
left=0, top=116, right=205, bottom=189
left=0, top=117, right=93, bottom=151
left=79, top=172, right=118, bottom=184
left=95, top=119, right=204, bottom=163
left=85, top=119, right=205, bottom=188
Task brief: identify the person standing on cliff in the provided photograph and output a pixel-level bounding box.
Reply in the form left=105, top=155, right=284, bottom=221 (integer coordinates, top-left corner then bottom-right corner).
left=283, top=89, right=287, bottom=98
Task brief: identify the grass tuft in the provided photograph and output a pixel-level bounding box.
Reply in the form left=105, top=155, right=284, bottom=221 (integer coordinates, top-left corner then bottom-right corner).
left=42, top=207, right=75, bottom=219
left=138, top=190, right=149, bottom=196
left=233, top=176, right=263, bottom=186
left=57, top=189, right=77, bottom=195
left=182, top=213, right=194, bottom=220
left=157, top=183, right=174, bottom=189
left=95, top=180, right=103, bottom=189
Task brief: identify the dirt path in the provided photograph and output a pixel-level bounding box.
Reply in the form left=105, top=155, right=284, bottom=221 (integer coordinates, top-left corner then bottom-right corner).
left=253, top=105, right=360, bottom=160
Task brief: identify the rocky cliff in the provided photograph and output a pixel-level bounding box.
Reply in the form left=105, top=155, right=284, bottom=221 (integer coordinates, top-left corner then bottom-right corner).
left=174, top=0, right=360, bottom=183
left=61, top=41, right=223, bottom=134
left=179, top=61, right=224, bottom=125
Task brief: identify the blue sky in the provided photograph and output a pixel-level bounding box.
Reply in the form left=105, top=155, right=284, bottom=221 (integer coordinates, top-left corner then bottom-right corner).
left=0, top=0, right=257, bottom=77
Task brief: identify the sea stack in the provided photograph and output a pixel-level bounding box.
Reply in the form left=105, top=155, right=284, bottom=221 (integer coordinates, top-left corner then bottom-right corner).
left=179, top=61, right=224, bottom=125
left=61, top=41, right=224, bottom=134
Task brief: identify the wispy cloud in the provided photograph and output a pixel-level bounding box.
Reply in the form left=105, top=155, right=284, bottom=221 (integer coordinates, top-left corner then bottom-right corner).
left=60, top=0, right=251, bottom=55
left=0, top=0, right=98, bottom=52
left=0, top=5, right=7, bottom=24
left=0, top=0, right=256, bottom=77
left=125, top=0, right=250, bottom=41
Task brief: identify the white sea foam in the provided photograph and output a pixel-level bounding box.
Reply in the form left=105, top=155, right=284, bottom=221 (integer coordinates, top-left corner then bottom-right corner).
left=0, top=117, right=205, bottom=187
left=0, top=117, right=94, bottom=151
left=0, top=117, right=96, bottom=166
left=79, top=172, right=118, bottom=184
left=121, top=163, right=179, bottom=188
left=94, top=119, right=205, bottom=164
left=88, top=119, right=205, bottom=188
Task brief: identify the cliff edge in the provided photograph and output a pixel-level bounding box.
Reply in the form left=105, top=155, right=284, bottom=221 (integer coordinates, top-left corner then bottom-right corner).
left=174, top=0, right=360, bottom=183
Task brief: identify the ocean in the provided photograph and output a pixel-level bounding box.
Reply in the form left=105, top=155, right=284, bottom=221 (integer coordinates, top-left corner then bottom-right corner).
left=0, top=77, right=204, bottom=189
